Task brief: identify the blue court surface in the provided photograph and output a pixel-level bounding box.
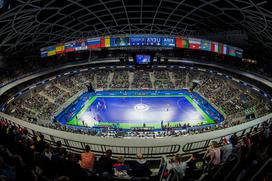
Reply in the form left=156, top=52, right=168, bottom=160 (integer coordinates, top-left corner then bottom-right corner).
left=55, top=90, right=224, bottom=129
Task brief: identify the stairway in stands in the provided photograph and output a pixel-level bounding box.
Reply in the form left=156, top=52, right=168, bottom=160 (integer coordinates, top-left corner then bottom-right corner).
left=149, top=71, right=155, bottom=89
left=54, top=84, right=71, bottom=93
left=39, top=92, right=55, bottom=103
left=128, top=72, right=134, bottom=90
left=107, top=72, right=114, bottom=89
left=168, top=72, right=177, bottom=89
left=93, top=74, right=97, bottom=89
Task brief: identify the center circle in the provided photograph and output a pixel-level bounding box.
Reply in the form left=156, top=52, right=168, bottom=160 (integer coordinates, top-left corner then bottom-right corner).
left=134, top=104, right=149, bottom=112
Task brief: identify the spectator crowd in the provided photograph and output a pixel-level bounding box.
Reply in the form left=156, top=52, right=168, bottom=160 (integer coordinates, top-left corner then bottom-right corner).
left=0, top=117, right=271, bottom=181
left=3, top=68, right=272, bottom=139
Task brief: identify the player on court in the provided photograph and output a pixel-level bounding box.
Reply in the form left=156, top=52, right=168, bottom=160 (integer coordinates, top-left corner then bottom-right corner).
left=166, top=104, right=170, bottom=112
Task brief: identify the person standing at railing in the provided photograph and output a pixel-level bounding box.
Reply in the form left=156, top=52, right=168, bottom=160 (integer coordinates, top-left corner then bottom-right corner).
left=185, top=153, right=205, bottom=180
left=79, top=145, right=95, bottom=172
left=166, top=154, right=191, bottom=180
left=239, top=137, right=250, bottom=163
left=204, top=141, right=221, bottom=175
left=221, top=136, right=233, bottom=162
left=230, top=133, right=239, bottom=152
left=35, top=134, right=47, bottom=153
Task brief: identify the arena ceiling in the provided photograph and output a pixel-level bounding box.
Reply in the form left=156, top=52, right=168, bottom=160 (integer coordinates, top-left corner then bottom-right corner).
left=0, top=0, right=272, bottom=60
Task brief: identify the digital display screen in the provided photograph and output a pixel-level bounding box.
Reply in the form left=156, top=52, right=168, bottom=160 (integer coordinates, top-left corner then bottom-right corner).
left=146, top=37, right=162, bottom=46
left=162, top=37, right=175, bottom=47
left=130, top=36, right=146, bottom=46
left=110, top=37, right=129, bottom=47
left=135, top=54, right=151, bottom=64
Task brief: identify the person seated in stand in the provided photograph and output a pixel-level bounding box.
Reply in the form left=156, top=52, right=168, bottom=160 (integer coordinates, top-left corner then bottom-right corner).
left=185, top=153, right=205, bottom=180
left=79, top=145, right=95, bottom=172
left=166, top=154, right=191, bottom=180
left=43, top=143, right=52, bottom=161
left=52, top=141, right=66, bottom=160
left=97, top=149, right=115, bottom=178
left=113, top=156, right=130, bottom=177
left=113, top=156, right=126, bottom=168
left=129, top=153, right=151, bottom=178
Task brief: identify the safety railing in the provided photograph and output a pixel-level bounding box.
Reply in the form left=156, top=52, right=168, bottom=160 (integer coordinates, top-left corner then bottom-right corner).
left=0, top=112, right=180, bottom=160
left=249, top=158, right=272, bottom=181
left=182, top=113, right=272, bottom=154
left=2, top=112, right=272, bottom=159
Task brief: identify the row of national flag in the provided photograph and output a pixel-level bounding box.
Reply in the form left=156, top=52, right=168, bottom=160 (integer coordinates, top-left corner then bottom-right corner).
left=41, top=37, right=104, bottom=57
left=41, top=36, right=243, bottom=58
left=176, top=37, right=242, bottom=58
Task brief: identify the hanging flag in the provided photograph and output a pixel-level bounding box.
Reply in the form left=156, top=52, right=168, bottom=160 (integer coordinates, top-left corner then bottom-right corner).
left=218, top=43, right=223, bottom=54
left=86, top=37, right=101, bottom=49
left=105, top=36, right=111, bottom=47
left=189, top=38, right=201, bottom=49
left=235, top=48, right=243, bottom=58
left=64, top=41, right=76, bottom=52
left=200, top=40, right=211, bottom=51
left=222, top=44, right=228, bottom=55
left=75, top=39, right=87, bottom=51
left=40, top=47, right=48, bottom=57
left=41, top=51, right=48, bottom=57
left=56, top=44, right=64, bottom=54
left=100, top=37, right=105, bottom=48
left=176, top=37, right=189, bottom=48
left=211, top=41, right=219, bottom=53
left=47, top=46, right=56, bottom=56
left=228, top=46, right=236, bottom=56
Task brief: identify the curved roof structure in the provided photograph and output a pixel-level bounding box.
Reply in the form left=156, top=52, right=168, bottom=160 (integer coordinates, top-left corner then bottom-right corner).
left=0, top=0, right=272, bottom=59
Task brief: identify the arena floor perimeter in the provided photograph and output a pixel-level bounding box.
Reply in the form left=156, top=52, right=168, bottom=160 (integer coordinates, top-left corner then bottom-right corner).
left=55, top=90, right=224, bottom=130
